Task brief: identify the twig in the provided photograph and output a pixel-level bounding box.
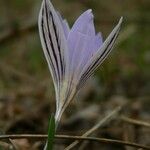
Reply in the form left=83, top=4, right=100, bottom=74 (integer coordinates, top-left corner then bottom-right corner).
left=65, top=106, right=123, bottom=150
left=121, top=116, right=150, bottom=128
left=9, top=139, right=19, bottom=150
left=0, top=134, right=149, bottom=150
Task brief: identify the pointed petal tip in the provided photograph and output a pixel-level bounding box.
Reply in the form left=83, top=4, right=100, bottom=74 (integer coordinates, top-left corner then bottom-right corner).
left=87, top=9, right=92, bottom=13
left=119, top=16, right=123, bottom=25
left=86, top=9, right=94, bottom=18
left=114, top=16, right=123, bottom=29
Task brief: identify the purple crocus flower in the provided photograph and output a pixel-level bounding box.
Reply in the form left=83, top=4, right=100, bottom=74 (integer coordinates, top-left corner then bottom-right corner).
left=38, top=0, right=123, bottom=124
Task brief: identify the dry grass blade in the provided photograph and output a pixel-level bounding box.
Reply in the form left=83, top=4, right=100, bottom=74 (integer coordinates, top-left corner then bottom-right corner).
left=9, top=139, right=19, bottom=150
left=121, top=116, right=150, bottom=128
left=65, top=106, right=123, bottom=150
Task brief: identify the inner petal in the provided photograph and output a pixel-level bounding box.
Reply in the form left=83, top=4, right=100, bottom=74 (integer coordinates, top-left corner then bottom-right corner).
left=67, top=9, right=96, bottom=70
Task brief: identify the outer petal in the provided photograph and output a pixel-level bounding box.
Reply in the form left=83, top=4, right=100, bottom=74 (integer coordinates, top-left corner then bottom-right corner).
left=78, top=17, right=123, bottom=89
left=38, top=0, right=69, bottom=116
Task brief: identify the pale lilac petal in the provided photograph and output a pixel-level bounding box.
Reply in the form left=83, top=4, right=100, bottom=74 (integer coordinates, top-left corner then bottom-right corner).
left=81, top=32, right=103, bottom=64
left=77, top=36, right=95, bottom=69
left=57, top=12, right=70, bottom=38
left=94, top=32, right=103, bottom=52
left=73, top=33, right=103, bottom=82
left=71, top=9, right=95, bottom=36
left=69, top=32, right=89, bottom=71
left=67, top=9, right=96, bottom=71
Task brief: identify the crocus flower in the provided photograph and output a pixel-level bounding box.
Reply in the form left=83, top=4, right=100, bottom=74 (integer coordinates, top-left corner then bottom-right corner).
left=38, top=0, right=123, bottom=125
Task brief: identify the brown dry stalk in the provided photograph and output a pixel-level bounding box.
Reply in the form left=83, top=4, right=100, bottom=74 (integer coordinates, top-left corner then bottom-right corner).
left=0, top=134, right=149, bottom=150
left=121, top=116, right=150, bottom=128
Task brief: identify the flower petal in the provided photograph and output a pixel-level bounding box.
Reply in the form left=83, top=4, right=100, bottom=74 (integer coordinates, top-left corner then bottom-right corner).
left=67, top=9, right=96, bottom=71
left=79, top=32, right=103, bottom=69
left=78, top=17, right=123, bottom=89
left=57, top=11, right=70, bottom=38
left=71, top=9, right=95, bottom=36
left=38, top=0, right=69, bottom=112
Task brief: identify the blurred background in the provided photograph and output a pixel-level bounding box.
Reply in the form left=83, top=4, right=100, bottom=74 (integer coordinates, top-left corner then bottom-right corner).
left=0, top=0, right=149, bottom=149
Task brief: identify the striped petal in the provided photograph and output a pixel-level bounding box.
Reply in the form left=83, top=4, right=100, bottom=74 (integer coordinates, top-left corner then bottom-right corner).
left=38, top=0, right=69, bottom=117
left=78, top=17, right=123, bottom=89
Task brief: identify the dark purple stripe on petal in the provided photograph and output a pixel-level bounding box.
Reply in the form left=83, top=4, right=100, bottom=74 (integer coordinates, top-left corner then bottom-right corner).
left=44, top=2, right=61, bottom=82
left=50, top=11, right=64, bottom=79
left=41, top=9, right=57, bottom=83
